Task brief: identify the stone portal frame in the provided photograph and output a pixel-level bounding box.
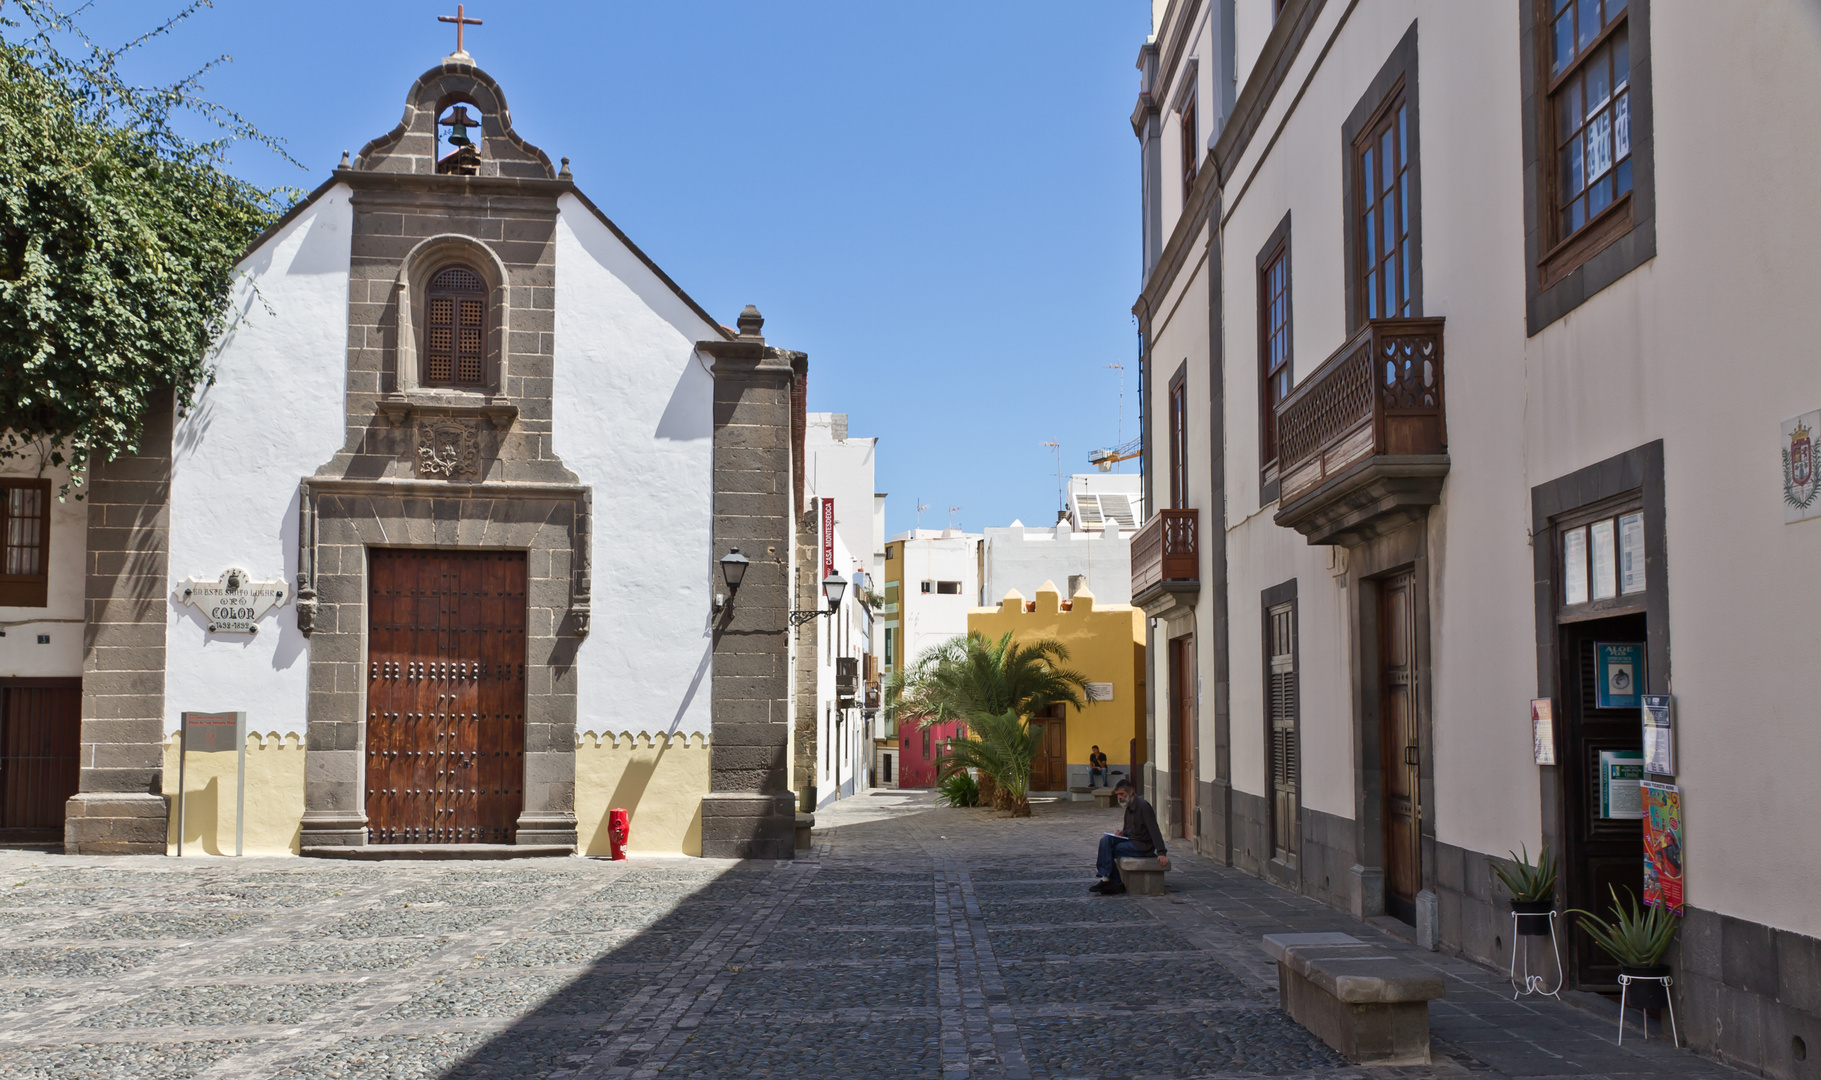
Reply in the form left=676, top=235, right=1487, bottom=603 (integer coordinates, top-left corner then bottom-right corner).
left=1342, top=519, right=1435, bottom=932
left=295, top=478, right=588, bottom=851
left=390, top=234, right=512, bottom=396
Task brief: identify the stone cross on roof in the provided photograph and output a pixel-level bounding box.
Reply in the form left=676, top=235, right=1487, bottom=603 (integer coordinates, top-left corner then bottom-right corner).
left=438, top=4, right=482, bottom=60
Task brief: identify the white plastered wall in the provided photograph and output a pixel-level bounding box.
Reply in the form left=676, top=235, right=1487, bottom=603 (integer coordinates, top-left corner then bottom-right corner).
left=553, top=195, right=720, bottom=741
left=0, top=461, right=85, bottom=677
left=163, top=185, right=353, bottom=736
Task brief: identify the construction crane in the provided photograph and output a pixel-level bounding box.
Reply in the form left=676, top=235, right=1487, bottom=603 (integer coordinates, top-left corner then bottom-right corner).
left=1088, top=437, right=1142, bottom=472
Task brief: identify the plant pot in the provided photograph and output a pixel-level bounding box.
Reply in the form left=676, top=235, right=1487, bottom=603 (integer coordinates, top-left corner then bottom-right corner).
left=1510, top=899, right=1555, bottom=936
left=1619, top=964, right=1672, bottom=1008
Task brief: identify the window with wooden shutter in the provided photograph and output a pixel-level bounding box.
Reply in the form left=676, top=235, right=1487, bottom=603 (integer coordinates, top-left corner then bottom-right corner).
left=424, top=266, right=487, bottom=388
left=1268, top=599, right=1299, bottom=863
left=0, top=479, right=50, bottom=607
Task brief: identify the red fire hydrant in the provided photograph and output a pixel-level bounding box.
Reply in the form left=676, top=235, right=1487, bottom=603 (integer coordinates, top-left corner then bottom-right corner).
left=607, top=808, right=630, bottom=860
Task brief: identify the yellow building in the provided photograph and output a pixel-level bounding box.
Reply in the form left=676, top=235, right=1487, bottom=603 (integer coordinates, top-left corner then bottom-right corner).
left=968, top=581, right=1145, bottom=792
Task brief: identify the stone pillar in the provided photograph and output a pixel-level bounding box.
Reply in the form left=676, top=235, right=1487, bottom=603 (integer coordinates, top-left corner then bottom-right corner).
left=65, top=390, right=175, bottom=854
left=699, top=308, right=798, bottom=859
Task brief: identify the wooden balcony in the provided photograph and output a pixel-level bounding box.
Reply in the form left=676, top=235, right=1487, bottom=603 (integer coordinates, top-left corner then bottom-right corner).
left=1273, top=318, right=1449, bottom=547
left=1131, top=508, right=1199, bottom=611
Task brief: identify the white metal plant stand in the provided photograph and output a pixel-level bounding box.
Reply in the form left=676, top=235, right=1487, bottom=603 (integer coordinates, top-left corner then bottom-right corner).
left=1616, top=973, right=1679, bottom=1047
left=1507, top=910, right=1565, bottom=1000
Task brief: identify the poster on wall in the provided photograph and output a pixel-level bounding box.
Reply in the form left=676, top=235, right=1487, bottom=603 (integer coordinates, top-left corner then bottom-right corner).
left=1599, top=749, right=1644, bottom=819
left=1642, top=694, right=1675, bottom=775
left=1530, top=698, right=1556, bottom=765
left=1642, top=781, right=1685, bottom=914
left=1594, top=642, right=1645, bottom=709
left=1782, top=410, right=1821, bottom=523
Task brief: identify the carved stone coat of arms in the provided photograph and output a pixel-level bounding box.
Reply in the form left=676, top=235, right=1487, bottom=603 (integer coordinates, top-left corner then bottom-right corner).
left=416, top=420, right=482, bottom=479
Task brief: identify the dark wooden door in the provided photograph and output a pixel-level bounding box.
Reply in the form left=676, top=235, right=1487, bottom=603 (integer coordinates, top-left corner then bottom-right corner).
left=1029, top=705, right=1067, bottom=791
left=1268, top=602, right=1299, bottom=866
left=0, top=681, right=81, bottom=837
left=1560, top=613, right=1647, bottom=990
left=1168, top=635, right=1197, bottom=839
left=1379, top=572, right=1421, bottom=924
left=366, top=550, right=526, bottom=845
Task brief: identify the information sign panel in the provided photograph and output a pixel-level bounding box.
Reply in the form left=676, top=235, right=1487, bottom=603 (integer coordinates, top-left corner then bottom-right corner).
left=1594, top=642, right=1644, bottom=709
left=1530, top=698, right=1556, bottom=765
left=1642, top=694, right=1675, bottom=775
left=1599, top=749, right=1644, bottom=819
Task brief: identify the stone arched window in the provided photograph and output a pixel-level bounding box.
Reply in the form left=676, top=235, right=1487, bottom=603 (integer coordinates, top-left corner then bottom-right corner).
left=424, top=265, right=487, bottom=388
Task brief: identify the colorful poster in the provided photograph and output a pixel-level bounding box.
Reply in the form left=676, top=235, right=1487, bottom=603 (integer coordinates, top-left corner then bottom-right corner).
left=1642, top=781, right=1684, bottom=914
left=1642, top=694, right=1675, bottom=775
left=1595, top=642, right=1645, bottom=709
left=1530, top=698, right=1556, bottom=765
left=1600, top=750, right=1644, bottom=819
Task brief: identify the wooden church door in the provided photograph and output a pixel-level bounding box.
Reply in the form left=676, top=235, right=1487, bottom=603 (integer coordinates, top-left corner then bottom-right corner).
left=366, top=550, right=526, bottom=844
left=1379, top=571, right=1422, bottom=924
left=1029, top=704, right=1068, bottom=791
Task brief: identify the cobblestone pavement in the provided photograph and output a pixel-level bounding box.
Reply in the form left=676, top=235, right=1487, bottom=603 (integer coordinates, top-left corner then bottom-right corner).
left=0, top=794, right=1747, bottom=1079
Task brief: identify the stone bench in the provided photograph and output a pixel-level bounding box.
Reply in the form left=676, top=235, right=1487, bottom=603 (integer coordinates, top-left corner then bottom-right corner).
left=794, top=813, right=814, bottom=853
left=1093, top=789, right=1119, bottom=809
left=1261, top=933, right=1444, bottom=1066
left=1116, top=856, right=1170, bottom=895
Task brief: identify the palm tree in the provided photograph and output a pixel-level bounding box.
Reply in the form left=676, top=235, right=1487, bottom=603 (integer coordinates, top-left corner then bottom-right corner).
left=886, top=631, right=1089, bottom=817
left=937, top=709, right=1041, bottom=817
left=885, top=630, right=1089, bottom=725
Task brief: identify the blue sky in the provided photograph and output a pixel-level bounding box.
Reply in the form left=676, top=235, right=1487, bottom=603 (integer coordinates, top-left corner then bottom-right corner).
left=60, top=1, right=1151, bottom=538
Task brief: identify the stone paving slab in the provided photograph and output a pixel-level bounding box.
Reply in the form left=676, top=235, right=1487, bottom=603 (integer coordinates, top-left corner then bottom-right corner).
left=0, top=793, right=1755, bottom=1079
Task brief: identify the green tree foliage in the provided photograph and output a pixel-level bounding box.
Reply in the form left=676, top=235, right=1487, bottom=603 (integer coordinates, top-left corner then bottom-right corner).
left=0, top=1, right=293, bottom=490
left=885, top=630, right=1089, bottom=727
left=887, top=631, right=1089, bottom=818
left=937, top=709, right=1042, bottom=818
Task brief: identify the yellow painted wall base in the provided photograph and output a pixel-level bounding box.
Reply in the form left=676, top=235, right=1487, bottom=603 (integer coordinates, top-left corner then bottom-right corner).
left=575, top=731, right=710, bottom=857
left=156, top=729, right=713, bottom=857
left=162, top=733, right=306, bottom=856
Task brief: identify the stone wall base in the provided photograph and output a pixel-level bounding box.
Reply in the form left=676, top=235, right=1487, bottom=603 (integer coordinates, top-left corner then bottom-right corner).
left=64, top=793, right=169, bottom=855
left=299, top=810, right=368, bottom=849
left=513, top=811, right=579, bottom=850
left=699, top=792, right=795, bottom=860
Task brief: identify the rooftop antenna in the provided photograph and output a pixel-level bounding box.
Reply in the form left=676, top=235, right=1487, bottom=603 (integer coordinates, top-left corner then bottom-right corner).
left=947, top=505, right=962, bottom=530
left=1041, top=440, right=1064, bottom=515
left=1108, top=363, right=1126, bottom=473
left=916, top=499, right=930, bottom=531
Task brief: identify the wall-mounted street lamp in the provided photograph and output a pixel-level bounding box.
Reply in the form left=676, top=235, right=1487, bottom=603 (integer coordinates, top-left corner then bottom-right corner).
left=788, top=573, right=848, bottom=627
left=714, top=548, right=750, bottom=614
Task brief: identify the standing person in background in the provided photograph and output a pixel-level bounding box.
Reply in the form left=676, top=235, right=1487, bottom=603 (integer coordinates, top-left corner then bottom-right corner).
left=1091, top=778, right=1167, bottom=894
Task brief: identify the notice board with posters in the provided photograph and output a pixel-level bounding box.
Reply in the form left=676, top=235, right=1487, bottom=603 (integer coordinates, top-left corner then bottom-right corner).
left=1642, top=781, right=1684, bottom=914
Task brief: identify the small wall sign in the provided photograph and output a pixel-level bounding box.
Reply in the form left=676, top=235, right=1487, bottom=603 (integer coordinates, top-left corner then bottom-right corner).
left=1594, top=642, right=1644, bottom=709
left=1599, top=749, right=1644, bottom=820
left=177, top=568, right=288, bottom=634
left=1642, top=693, right=1675, bottom=775
left=1783, top=410, right=1821, bottom=522
left=1530, top=698, right=1556, bottom=765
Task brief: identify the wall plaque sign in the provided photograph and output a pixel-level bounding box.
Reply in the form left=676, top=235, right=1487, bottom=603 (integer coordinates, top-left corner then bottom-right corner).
left=1642, top=693, right=1675, bottom=775
left=178, top=568, right=288, bottom=634
left=1594, top=642, right=1644, bottom=709
left=1783, top=410, right=1821, bottom=522
left=1530, top=698, right=1556, bottom=765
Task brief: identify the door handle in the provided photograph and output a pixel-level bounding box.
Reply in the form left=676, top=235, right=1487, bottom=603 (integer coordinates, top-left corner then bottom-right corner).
left=1404, top=744, right=1419, bottom=767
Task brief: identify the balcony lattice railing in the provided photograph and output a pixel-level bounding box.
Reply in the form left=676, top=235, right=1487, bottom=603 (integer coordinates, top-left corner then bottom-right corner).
left=1274, top=318, right=1446, bottom=505
left=1130, top=508, right=1199, bottom=598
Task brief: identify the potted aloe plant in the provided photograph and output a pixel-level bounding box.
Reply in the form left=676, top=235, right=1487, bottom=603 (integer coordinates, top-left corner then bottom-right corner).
left=1569, top=886, right=1680, bottom=1009
left=1491, top=843, right=1557, bottom=935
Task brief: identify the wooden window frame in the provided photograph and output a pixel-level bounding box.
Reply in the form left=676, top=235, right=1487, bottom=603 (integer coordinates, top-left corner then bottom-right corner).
left=1353, top=90, right=1414, bottom=324
left=1168, top=364, right=1189, bottom=509
left=0, top=478, right=51, bottom=608
left=1521, top=0, right=1654, bottom=334
left=1263, top=580, right=1300, bottom=872
left=1256, top=211, right=1293, bottom=503
left=1179, top=86, right=1199, bottom=207
left=423, top=264, right=489, bottom=389
left=1341, top=23, right=1423, bottom=331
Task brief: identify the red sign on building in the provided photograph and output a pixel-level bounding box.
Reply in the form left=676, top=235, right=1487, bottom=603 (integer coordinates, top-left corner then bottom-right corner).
left=821, top=497, right=835, bottom=582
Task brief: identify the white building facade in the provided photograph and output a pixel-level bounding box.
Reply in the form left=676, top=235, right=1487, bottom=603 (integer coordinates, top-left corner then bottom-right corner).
left=1130, top=0, right=1821, bottom=1071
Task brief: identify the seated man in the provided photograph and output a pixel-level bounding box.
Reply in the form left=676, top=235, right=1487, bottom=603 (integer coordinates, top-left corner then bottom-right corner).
left=1092, top=778, right=1168, bottom=894
left=1088, top=746, right=1108, bottom=787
